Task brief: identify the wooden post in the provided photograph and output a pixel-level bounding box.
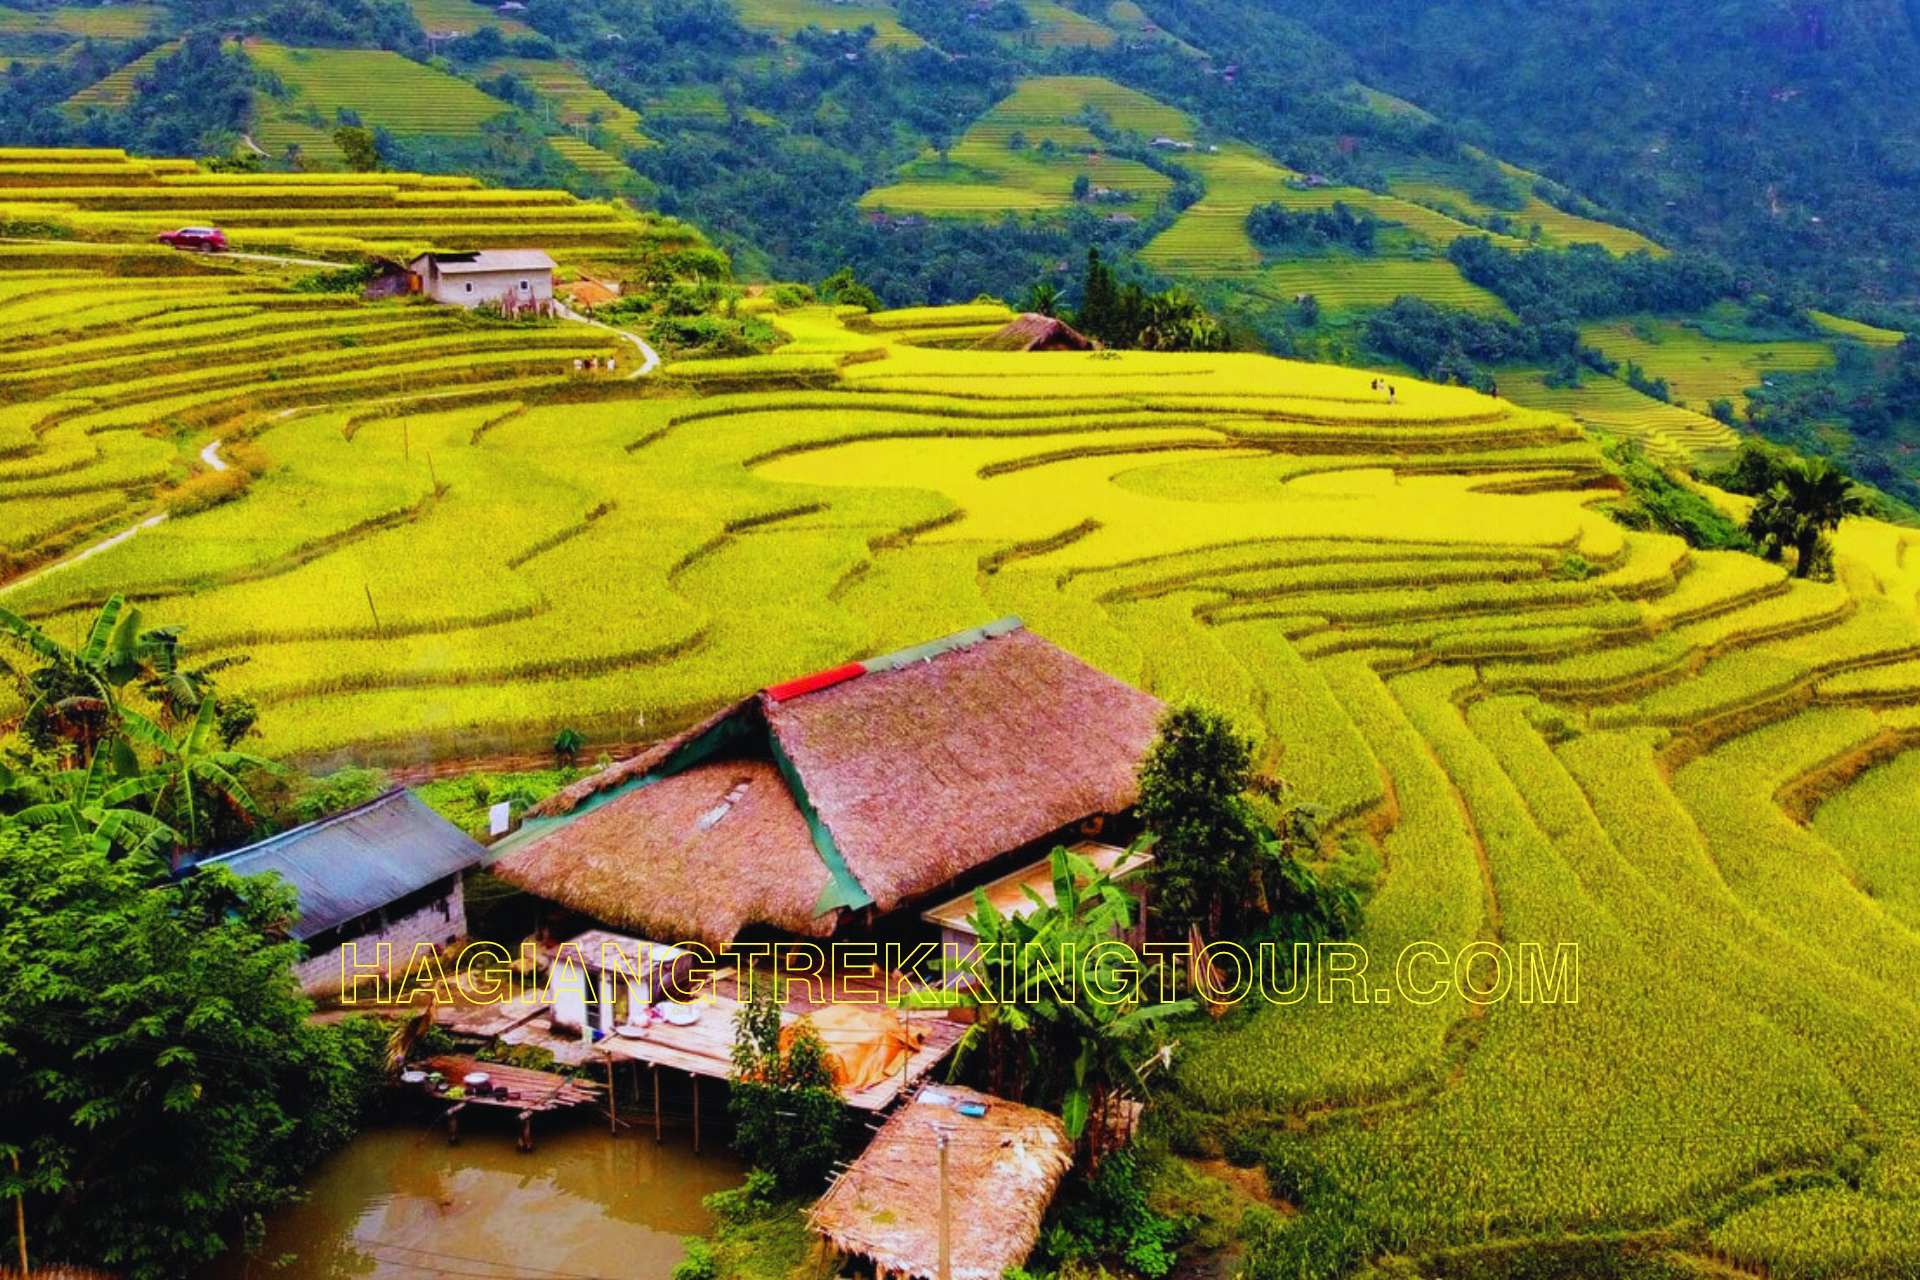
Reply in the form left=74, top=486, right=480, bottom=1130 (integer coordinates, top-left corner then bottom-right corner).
left=403, top=420, right=410, bottom=460
left=937, top=1131, right=951, bottom=1280
left=446, top=1102, right=465, bottom=1146
left=518, top=1110, right=534, bottom=1154
left=691, top=1075, right=701, bottom=1155
left=12, top=1149, right=27, bottom=1280
left=363, top=583, right=382, bottom=634
left=606, top=1054, right=618, bottom=1135
left=652, top=1067, right=662, bottom=1144
left=427, top=452, right=439, bottom=493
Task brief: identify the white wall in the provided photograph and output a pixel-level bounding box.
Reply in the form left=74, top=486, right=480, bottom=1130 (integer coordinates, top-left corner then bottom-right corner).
left=296, top=881, right=468, bottom=1000
left=427, top=268, right=554, bottom=309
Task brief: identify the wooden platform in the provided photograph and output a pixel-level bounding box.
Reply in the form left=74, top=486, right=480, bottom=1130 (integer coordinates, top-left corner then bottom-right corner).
left=413, top=1054, right=601, bottom=1112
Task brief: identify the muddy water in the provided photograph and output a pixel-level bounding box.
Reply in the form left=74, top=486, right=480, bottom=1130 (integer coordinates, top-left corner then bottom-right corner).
left=215, top=1119, right=745, bottom=1280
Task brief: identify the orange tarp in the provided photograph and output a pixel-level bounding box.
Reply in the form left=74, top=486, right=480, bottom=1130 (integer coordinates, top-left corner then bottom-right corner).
left=782, top=1004, right=928, bottom=1093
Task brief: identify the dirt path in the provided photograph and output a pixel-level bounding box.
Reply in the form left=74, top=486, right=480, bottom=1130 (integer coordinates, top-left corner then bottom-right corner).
left=0, top=512, right=167, bottom=597
left=554, top=301, right=660, bottom=378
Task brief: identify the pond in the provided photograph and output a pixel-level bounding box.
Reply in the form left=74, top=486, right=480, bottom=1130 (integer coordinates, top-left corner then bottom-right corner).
left=215, top=1117, right=745, bottom=1280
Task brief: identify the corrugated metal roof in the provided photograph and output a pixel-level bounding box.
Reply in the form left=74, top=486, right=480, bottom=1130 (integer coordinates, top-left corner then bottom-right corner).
left=193, top=789, right=483, bottom=940
left=410, top=249, right=556, bottom=274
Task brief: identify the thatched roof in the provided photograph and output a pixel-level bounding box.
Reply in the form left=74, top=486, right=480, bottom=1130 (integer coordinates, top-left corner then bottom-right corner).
left=488, top=758, right=834, bottom=943
left=810, top=1085, right=1073, bottom=1280
left=975, top=312, right=1097, bottom=352
left=490, top=618, right=1163, bottom=946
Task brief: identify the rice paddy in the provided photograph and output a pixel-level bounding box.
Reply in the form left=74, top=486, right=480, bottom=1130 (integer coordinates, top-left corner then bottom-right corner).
left=1578, top=317, right=1835, bottom=412
left=861, top=76, right=1183, bottom=216
left=0, top=147, right=700, bottom=260
left=0, top=3, right=164, bottom=38
left=245, top=42, right=512, bottom=139
left=6, top=147, right=1920, bottom=1280
left=478, top=57, right=652, bottom=159
left=729, top=0, right=923, bottom=49
left=408, top=0, right=532, bottom=37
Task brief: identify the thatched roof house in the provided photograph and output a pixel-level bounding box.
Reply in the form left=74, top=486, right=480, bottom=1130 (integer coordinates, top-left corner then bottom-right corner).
left=976, top=312, right=1098, bottom=352
left=489, top=618, right=1164, bottom=947
left=810, top=1085, right=1073, bottom=1280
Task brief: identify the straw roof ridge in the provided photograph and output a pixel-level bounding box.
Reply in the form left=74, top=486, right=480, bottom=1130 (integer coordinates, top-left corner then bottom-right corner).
left=810, top=1085, right=1072, bottom=1280
left=976, top=312, right=1097, bottom=352
left=498, top=622, right=1164, bottom=943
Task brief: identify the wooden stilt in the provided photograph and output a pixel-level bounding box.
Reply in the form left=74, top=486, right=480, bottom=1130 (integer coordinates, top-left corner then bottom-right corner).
left=652, top=1067, right=663, bottom=1144
left=446, top=1101, right=465, bottom=1146
left=518, top=1110, right=534, bottom=1154
left=606, top=1054, right=618, bottom=1135
left=692, top=1074, right=701, bottom=1155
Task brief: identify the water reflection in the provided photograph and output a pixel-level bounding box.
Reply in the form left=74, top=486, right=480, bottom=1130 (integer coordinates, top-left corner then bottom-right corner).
left=218, top=1119, right=744, bottom=1280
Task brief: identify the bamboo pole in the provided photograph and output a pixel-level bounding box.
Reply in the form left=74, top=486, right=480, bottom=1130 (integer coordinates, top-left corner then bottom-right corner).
left=691, top=1075, right=700, bottom=1154
left=12, top=1150, right=27, bottom=1280
left=652, top=1067, right=662, bottom=1144
left=605, top=1054, right=617, bottom=1135
left=937, top=1131, right=951, bottom=1280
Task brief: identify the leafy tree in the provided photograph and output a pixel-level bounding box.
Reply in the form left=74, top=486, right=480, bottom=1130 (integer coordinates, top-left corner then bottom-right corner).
left=727, top=979, right=843, bottom=1189
left=1135, top=705, right=1267, bottom=940
left=333, top=123, right=379, bottom=171
left=1072, top=172, right=1093, bottom=201
left=0, top=824, right=383, bottom=1279
left=817, top=265, right=880, bottom=312
left=552, top=726, right=586, bottom=766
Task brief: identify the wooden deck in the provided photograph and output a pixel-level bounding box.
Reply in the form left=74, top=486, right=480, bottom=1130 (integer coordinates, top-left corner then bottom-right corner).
left=413, top=1054, right=601, bottom=1112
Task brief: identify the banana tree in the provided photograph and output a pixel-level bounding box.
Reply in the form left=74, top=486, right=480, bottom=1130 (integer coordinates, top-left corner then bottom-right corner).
left=935, top=842, right=1189, bottom=1165
left=118, top=696, right=280, bottom=857
left=7, top=750, right=179, bottom=858
left=0, top=595, right=171, bottom=762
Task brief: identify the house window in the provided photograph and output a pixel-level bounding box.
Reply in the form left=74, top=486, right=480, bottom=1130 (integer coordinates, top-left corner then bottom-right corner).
left=519, top=279, right=530, bottom=292
left=464, top=281, right=473, bottom=294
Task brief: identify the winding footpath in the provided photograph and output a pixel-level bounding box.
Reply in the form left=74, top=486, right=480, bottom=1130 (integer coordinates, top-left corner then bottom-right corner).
left=4, top=303, right=660, bottom=598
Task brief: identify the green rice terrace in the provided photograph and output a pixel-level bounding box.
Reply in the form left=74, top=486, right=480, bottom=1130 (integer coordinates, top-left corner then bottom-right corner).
left=1, top=146, right=1918, bottom=1278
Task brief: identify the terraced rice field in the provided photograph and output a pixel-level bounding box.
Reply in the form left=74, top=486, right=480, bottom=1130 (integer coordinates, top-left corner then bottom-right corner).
left=62, top=39, right=177, bottom=112
left=479, top=57, right=652, bottom=157
left=861, top=76, right=1181, bottom=216
left=0, top=3, right=164, bottom=38
left=1017, top=0, right=1116, bottom=47
left=1254, top=257, right=1508, bottom=317
left=730, top=0, right=923, bottom=48
left=1580, top=317, right=1835, bottom=412
left=1389, top=152, right=1665, bottom=256
left=1501, top=365, right=1739, bottom=464
left=4, top=265, right=1919, bottom=1276
left=245, top=42, right=510, bottom=138
left=1810, top=308, right=1907, bottom=346
left=408, top=0, right=532, bottom=36
left=1137, top=142, right=1522, bottom=282
left=0, top=147, right=701, bottom=260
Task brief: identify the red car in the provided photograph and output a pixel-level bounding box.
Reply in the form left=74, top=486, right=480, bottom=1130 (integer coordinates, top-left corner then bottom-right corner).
left=156, top=226, right=229, bottom=252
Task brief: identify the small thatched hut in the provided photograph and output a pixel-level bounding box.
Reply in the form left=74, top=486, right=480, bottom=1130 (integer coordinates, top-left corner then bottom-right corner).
left=976, top=312, right=1097, bottom=352
left=810, top=1085, right=1073, bottom=1280
left=488, top=617, right=1164, bottom=947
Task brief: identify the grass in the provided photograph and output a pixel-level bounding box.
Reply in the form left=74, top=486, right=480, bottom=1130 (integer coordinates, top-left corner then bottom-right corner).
left=407, top=0, right=532, bottom=36
left=5, top=211, right=1920, bottom=1276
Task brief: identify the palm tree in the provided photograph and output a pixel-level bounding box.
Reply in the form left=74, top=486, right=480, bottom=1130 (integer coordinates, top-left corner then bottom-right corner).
left=7, top=750, right=178, bottom=858
left=118, top=696, right=279, bottom=857
left=1746, top=458, right=1868, bottom=578
left=0, top=595, right=171, bottom=763
left=1023, top=280, right=1061, bottom=317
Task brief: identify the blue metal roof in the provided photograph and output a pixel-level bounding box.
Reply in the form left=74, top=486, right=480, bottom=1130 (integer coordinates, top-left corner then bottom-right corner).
left=192, top=789, right=483, bottom=940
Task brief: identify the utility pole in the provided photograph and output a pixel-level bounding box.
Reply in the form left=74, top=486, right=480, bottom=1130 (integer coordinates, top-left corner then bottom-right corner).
left=936, top=1129, right=951, bottom=1280
left=363, top=583, right=382, bottom=634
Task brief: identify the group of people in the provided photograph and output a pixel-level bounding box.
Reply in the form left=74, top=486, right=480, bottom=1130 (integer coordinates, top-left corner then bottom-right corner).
left=1369, top=377, right=1397, bottom=403
left=573, top=356, right=617, bottom=374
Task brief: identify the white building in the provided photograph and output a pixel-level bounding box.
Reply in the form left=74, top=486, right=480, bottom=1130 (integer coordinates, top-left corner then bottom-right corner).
left=409, top=249, right=556, bottom=313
